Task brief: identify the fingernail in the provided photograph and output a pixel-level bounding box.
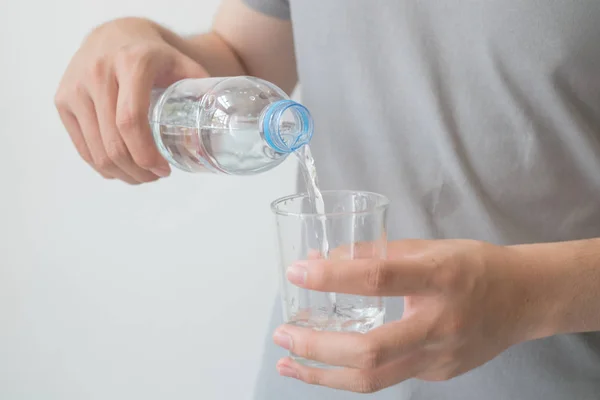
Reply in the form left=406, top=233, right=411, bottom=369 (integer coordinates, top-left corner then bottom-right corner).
left=277, top=365, right=298, bottom=379
left=150, top=167, right=170, bottom=177
left=273, top=329, right=293, bottom=350
left=286, top=263, right=307, bottom=285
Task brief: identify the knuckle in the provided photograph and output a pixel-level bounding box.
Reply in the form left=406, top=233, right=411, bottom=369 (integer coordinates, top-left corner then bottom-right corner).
left=353, top=372, right=383, bottom=394
left=56, top=82, right=87, bottom=106
left=89, top=58, right=108, bottom=84
left=116, top=110, right=145, bottom=133
left=69, top=144, right=94, bottom=166
left=303, top=370, right=323, bottom=386
left=80, top=153, right=94, bottom=165
left=115, top=44, right=154, bottom=70
left=115, top=46, right=136, bottom=68
left=72, top=81, right=88, bottom=99
left=365, top=259, right=389, bottom=293
left=95, top=155, right=116, bottom=171
left=357, top=338, right=384, bottom=369
left=133, top=151, right=161, bottom=170
left=298, top=333, right=319, bottom=362
left=105, top=140, right=130, bottom=163
left=54, top=90, right=68, bottom=109
left=72, top=143, right=93, bottom=165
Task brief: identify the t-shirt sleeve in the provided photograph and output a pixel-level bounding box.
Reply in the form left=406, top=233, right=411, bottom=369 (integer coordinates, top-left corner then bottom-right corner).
left=243, top=0, right=290, bottom=20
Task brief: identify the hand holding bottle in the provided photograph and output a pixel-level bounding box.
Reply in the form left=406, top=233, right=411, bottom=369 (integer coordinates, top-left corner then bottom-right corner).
left=54, top=17, right=208, bottom=184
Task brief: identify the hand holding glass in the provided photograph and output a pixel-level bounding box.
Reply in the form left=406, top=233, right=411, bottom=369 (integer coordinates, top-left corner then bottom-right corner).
left=271, top=190, right=389, bottom=368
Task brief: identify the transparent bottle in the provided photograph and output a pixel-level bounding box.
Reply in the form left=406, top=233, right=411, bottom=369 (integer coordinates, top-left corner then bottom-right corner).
left=149, top=76, right=313, bottom=175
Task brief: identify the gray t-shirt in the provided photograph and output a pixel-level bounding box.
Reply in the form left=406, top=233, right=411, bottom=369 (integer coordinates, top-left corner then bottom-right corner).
left=245, top=1, right=600, bottom=399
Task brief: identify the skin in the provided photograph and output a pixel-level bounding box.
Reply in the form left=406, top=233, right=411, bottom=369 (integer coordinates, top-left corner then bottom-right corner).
left=56, top=0, right=600, bottom=394
left=54, top=0, right=296, bottom=184
left=273, top=239, right=600, bottom=393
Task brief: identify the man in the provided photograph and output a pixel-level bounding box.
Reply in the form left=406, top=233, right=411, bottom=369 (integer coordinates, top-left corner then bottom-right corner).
left=55, top=0, right=600, bottom=398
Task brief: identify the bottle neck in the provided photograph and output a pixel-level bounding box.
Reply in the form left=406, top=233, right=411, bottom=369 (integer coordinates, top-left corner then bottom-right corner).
left=261, top=100, right=314, bottom=154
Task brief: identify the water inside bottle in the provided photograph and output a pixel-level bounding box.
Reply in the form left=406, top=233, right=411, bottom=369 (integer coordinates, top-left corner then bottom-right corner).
left=157, top=125, right=282, bottom=174
left=293, top=146, right=385, bottom=333
left=152, top=85, right=286, bottom=175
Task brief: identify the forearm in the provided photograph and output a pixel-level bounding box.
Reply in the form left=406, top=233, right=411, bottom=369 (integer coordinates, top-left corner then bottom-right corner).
left=157, top=29, right=247, bottom=77
left=512, top=238, right=600, bottom=338
left=153, top=0, right=298, bottom=94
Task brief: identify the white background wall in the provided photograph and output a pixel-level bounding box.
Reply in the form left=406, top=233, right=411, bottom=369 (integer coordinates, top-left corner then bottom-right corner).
left=0, top=1, right=296, bottom=398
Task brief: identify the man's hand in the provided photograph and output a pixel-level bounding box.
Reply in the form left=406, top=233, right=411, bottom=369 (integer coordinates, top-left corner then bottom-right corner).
left=55, top=1, right=297, bottom=185
left=272, top=239, right=548, bottom=393
left=55, top=18, right=209, bottom=184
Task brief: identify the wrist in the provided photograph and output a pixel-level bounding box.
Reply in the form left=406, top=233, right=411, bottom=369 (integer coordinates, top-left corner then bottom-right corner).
left=505, top=244, right=564, bottom=342
left=508, top=239, right=600, bottom=339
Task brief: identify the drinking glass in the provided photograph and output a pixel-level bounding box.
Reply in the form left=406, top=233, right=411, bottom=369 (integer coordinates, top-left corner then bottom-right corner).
left=271, top=190, right=389, bottom=368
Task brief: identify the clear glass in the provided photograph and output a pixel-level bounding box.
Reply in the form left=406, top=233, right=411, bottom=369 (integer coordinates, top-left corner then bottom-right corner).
left=271, top=190, right=389, bottom=368
left=149, top=76, right=313, bottom=175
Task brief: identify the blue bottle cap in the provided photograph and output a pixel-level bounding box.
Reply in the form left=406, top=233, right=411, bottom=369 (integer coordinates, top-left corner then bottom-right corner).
left=262, top=100, right=314, bottom=154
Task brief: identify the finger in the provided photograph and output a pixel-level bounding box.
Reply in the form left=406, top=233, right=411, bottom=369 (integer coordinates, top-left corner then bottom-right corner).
left=71, top=94, right=139, bottom=184
left=56, top=106, right=113, bottom=180
left=114, top=51, right=206, bottom=176
left=286, top=257, right=435, bottom=296
left=274, top=317, right=427, bottom=369
left=115, top=62, right=170, bottom=177
left=276, top=352, right=423, bottom=394
left=327, top=239, right=431, bottom=260
left=92, top=73, right=161, bottom=183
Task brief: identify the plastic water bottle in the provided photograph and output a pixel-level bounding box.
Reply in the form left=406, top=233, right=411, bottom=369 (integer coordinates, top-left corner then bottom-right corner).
left=149, top=76, right=313, bottom=175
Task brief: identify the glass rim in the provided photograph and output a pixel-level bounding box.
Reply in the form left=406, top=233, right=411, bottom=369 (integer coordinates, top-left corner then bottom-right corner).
left=270, top=190, right=390, bottom=218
